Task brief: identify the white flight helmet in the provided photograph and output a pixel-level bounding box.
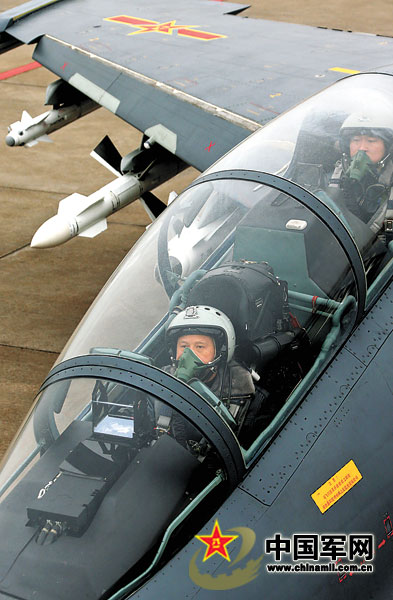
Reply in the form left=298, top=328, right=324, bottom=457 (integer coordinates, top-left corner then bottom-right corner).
left=166, top=305, right=236, bottom=363
left=340, top=107, right=393, bottom=158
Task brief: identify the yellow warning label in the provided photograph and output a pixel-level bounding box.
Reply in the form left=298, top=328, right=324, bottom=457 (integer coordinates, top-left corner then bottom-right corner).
left=311, top=460, right=362, bottom=514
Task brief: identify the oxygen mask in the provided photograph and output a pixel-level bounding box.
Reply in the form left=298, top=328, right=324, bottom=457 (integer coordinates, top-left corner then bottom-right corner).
left=342, top=150, right=385, bottom=212
left=346, top=149, right=376, bottom=180
left=174, top=347, right=219, bottom=383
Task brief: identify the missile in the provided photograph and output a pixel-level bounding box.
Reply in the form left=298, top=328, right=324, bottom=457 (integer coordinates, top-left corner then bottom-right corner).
left=5, top=98, right=98, bottom=147
left=30, top=176, right=140, bottom=248
left=31, top=154, right=185, bottom=248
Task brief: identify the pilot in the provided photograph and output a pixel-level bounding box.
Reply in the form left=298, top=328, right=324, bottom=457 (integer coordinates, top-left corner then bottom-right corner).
left=328, top=108, right=393, bottom=242
left=164, top=305, right=268, bottom=447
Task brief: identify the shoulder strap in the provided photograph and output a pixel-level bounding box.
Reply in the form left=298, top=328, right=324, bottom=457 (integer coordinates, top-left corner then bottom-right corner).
left=329, top=160, right=344, bottom=187
left=379, top=157, right=393, bottom=188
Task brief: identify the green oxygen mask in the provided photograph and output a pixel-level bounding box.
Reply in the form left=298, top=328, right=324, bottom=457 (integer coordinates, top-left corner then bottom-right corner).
left=174, top=347, right=212, bottom=383
left=345, top=150, right=377, bottom=184
left=343, top=150, right=387, bottom=213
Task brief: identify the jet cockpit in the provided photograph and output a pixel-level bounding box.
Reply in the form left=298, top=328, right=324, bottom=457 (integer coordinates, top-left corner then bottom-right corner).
left=0, top=73, right=392, bottom=600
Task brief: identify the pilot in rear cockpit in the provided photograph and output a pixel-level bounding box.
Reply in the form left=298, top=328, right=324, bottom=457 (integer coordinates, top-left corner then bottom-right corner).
left=327, top=108, right=393, bottom=245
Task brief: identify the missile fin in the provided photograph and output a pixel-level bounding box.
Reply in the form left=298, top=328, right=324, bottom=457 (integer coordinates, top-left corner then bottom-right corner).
left=36, top=134, right=53, bottom=144
left=58, top=192, right=90, bottom=216
left=79, top=219, right=107, bottom=238
left=21, top=110, right=48, bottom=127
left=168, top=191, right=178, bottom=205
left=90, top=135, right=122, bottom=176
left=90, top=150, right=121, bottom=177
left=25, top=139, right=38, bottom=148
left=140, top=191, right=166, bottom=221
left=21, top=110, right=33, bottom=124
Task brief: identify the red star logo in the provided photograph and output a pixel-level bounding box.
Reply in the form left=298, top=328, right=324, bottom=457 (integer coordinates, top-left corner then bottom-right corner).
left=105, top=16, right=227, bottom=41
left=195, top=520, right=238, bottom=562
left=128, top=20, right=195, bottom=35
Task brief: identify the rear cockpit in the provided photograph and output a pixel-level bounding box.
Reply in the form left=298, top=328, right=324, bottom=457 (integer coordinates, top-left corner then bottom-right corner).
left=207, top=73, right=393, bottom=290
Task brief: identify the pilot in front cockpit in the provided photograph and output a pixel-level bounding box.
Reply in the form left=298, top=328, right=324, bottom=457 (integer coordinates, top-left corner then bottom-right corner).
left=327, top=109, right=393, bottom=245
left=164, top=305, right=268, bottom=447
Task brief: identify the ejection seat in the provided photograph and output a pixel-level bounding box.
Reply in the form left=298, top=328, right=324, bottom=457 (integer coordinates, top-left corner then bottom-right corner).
left=284, top=109, right=344, bottom=190
left=184, top=261, right=310, bottom=432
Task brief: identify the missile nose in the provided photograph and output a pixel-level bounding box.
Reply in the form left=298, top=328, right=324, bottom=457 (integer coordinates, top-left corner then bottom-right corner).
left=31, top=215, right=72, bottom=248
left=5, top=135, right=15, bottom=147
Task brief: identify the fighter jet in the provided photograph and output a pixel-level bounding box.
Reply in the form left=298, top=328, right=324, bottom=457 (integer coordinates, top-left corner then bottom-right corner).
left=0, top=1, right=392, bottom=599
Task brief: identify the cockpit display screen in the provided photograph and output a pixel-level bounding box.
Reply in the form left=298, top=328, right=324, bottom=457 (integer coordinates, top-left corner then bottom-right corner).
left=94, top=414, right=135, bottom=439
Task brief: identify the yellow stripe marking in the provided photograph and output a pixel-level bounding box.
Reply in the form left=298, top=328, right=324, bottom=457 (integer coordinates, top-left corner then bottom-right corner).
left=329, top=67, right=360, bottom=74
left=14, top=0, right=60, bottom=21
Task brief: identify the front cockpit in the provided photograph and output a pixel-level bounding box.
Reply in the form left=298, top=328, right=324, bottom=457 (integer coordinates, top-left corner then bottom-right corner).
left=0, top=73, right=392, bottom=600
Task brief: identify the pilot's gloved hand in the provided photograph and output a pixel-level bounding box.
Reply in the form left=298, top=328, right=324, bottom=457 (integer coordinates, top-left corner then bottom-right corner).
left=174, top=347, right=207, bottom=383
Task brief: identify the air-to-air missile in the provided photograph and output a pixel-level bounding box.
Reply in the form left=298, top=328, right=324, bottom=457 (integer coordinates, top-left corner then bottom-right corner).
left=5, top=76, right=185, bottom=248
left=30, top=136, right=185, bottom=248
left=5, top=97, right=98, bottom=147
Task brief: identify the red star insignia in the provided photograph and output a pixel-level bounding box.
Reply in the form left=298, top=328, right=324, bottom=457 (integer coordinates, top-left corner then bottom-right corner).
left=106, top=15, right=227, bottom=41
left=195, top=520, right=238, bottom=562
left=130, top=20, right=195, bottom=35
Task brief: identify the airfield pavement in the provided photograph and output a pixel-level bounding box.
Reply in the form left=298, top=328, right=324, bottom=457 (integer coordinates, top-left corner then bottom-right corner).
left=0, top=0, right=391, bottom=460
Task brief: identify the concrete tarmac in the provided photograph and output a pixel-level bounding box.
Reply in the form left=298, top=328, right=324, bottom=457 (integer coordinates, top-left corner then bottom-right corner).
left=0, top=0, right=391, bottom=459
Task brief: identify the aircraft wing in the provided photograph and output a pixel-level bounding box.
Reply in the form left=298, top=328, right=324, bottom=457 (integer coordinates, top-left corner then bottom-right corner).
left=1, top=0, right=393, bottom=171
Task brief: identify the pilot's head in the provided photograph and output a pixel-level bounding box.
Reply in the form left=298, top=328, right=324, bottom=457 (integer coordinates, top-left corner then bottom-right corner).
left=340, top=109, right=393, bottom=165
left=338, top=109, right=393, bottom=211
left=166, top=305, right=236, bottom=382
left=175, top=333, right=216, bottom=364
